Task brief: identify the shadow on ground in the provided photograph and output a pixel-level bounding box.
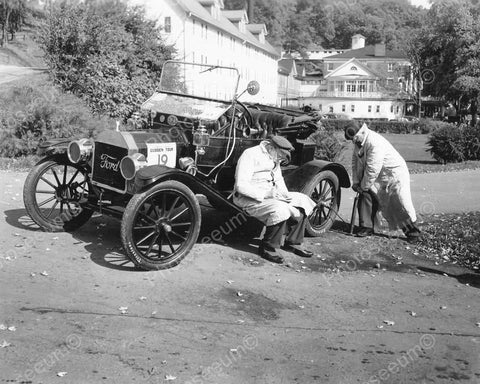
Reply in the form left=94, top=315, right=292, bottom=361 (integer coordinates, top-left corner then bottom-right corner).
left=4, top=207, right=478, bottom=286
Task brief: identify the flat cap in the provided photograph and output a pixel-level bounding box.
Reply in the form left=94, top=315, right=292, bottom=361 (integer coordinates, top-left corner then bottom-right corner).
left=268, top=135, right=294, bottom=151
left=344, top=120, right=360, bottom=140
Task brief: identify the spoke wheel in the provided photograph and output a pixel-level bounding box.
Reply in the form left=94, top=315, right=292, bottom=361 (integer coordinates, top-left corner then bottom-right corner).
left=23, top=159, right=93, bottom=232
left=121, top=181, right=201, bottom=270
left=302, top=170, right=340, bottom=236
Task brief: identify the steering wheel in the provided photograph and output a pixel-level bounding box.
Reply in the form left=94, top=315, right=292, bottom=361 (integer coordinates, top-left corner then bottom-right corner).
left=233, top=100, right=254, bottom=129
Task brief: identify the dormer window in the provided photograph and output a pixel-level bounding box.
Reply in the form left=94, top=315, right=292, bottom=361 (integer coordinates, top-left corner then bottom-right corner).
left=350, top=66, right=357, bottom=71
left=200, top=0, right=224, bottom=19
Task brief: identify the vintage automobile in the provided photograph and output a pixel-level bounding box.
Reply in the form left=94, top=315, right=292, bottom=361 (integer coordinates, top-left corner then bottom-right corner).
left=23, top=61, right=350, bottom=270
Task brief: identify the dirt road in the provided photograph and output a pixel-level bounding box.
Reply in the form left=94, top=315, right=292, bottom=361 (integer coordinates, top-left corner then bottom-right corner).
left=1, top=171, right=479, bottom=384
left=0, top=65, right=46, bottom=85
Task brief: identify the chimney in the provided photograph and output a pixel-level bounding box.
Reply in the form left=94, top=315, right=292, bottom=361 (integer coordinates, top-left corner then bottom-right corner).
left=374, top=43, right=386, bottom=57
left=351, top=34, right=365, bottom=50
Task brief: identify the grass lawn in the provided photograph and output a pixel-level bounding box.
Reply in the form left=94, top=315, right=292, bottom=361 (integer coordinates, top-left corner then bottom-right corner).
left=336, top=133, right=480, bottom=174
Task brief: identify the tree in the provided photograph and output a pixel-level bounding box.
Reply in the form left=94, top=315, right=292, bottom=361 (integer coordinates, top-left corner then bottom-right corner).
left=0, top=0, right=30, bottom=45
left=410, top=0, right=480, bottom=124
left=38, top=0, right=175, bottom=119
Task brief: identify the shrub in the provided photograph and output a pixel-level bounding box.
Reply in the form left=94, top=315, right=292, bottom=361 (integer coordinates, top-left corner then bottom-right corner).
left=38, top=1, right=175, bottom=120
left=416, top=118, right=452, bottom=134
left=0, top=78, right=114, bottom=157
left=426, top=125, right=465, bottom=163
left=309, top=128, right=343, bottom=161
left=462, top=125, right=480, bottom=160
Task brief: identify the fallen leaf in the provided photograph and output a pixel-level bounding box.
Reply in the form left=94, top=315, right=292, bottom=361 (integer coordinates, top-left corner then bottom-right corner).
left=383, top=320, right=395, bottom=326
left=226, top=280, right=234, bottom=284
left=165, top=374, right=176, bottom=381
left=440, top=306, right=447, bottom=310
left=138, top=296, right=147, bottom=301
left=118, top=306, right=128, bottom=314
left=0, top=340, right=11, bottom=348
left=57, top=372, right=67, bottom=377
left=237, top=292, right=243, bottom=297
left=40, top=271, right=48, bottom=276
left=7, top=326, right=16, bottom=332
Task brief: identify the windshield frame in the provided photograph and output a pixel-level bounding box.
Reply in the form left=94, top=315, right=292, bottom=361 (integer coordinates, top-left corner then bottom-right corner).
left=159, top=60, right=241, bottom=103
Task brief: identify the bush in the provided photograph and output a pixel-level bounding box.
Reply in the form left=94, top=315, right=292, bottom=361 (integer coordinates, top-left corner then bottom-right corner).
left=462, top=125, right=480, bottom=160
left=38, top=1, right=175, bottom=119
left=0, top=78, right=114, bottom=157
left=319, top=118, right=451, bottom=135
left=416, top=118, right=452, bottom=134
left=309, top=128, right=343, bottom=161
left=426, top=124, right=480, bottom=164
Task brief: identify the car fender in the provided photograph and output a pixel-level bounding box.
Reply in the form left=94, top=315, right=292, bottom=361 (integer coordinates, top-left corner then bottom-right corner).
left=283, top=160, right=351, bottom=192
left=134, top=165, right=243, bottom=213
left=37, top=138, right=71, bottom=156
left=34, top=152, right=69, bottom=166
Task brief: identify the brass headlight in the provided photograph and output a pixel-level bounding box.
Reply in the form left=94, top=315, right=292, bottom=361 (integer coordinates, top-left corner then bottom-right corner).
left=120, top=153, right=147, bottom=180
left=67, top=139, right=93, bottom=164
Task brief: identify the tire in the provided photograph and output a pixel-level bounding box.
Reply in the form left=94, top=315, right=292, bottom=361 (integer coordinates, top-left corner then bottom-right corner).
left=23, top=159, right=93, bottom=232
left=302, top=170, right=340, bottom=236
left=121, top=180, right=201, bottom=270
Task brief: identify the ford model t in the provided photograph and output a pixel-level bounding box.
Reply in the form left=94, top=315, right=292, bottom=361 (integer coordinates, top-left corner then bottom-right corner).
left=23, top=61, right=350, bottom=270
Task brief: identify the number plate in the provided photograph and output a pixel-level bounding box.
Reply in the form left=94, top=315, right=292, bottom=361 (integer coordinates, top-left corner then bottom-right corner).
left=146, top=142, right=177, bottom=168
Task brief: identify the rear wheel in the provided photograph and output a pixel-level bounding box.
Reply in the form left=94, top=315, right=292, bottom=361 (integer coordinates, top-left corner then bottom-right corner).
left=23, top=159, right=93, bottom=232
left=302, top=170, right=340, bottom=236
left=121, top=181, right=201, bottom=270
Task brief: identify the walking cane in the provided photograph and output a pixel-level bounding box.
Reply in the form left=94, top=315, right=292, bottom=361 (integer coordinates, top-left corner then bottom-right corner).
left=349, top=192, right=359, bottom=234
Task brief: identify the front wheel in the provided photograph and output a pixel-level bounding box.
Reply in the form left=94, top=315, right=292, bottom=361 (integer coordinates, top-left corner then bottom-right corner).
left=302, top=170, right=340, bottom=236
left=121, top=181, right=201, bottom=270
left=23, top=158, right=93, bottom=232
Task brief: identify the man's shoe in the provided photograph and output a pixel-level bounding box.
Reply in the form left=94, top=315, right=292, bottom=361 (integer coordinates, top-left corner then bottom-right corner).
left=258, top=246, right=284, bottom=264
left=356, top=227, right=373, bottom=237
left=282, top=243, right=313, bottom=258
left=406, top=229, right=422, bottom=243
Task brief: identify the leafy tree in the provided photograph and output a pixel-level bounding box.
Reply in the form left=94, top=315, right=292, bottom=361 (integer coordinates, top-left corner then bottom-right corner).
left=410, top=0, right=480, bottom=124
left=38, top=0, right=175, bottom=119
left=0, top=0, right=30, bottom=45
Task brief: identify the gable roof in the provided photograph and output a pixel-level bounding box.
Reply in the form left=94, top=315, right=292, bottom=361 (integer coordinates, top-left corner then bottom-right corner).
left=170, top=0, right=279, bottom=57
left=325, top=58, right=383, bottom=79
left=278, top=58, right=297, bottom=76
left=221, top=9, right=248, bottom=22
left=324, top=45, right=408, bottom=60
left=246, top=23, right=267, bottom=35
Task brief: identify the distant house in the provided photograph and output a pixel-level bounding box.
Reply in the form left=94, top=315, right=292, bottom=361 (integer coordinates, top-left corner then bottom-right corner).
left=300, top=35, right=415, bottom=120
left=129, top=0, right=280, bottom=104
left=277, top=57, right=301, bottom=107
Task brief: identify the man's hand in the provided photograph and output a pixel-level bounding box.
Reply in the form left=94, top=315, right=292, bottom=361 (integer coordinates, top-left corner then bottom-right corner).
left=264, top=189, right=292, bottom=202
left=352, top=183, right=362, bottom=193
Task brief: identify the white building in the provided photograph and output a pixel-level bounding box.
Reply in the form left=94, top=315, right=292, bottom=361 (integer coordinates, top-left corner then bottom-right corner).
left=300, top=35, right=415, bottom=120
left=129, top=0, right=280, bottom=104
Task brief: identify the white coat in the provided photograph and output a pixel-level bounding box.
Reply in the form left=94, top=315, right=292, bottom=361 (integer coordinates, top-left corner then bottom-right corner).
left=352, top=125, right=417, bottom=230
left=234, top=142, right=316, bottom=226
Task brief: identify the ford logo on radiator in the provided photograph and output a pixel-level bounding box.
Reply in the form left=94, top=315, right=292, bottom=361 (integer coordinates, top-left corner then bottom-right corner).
left=100, top=154, right=120, bottom=171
